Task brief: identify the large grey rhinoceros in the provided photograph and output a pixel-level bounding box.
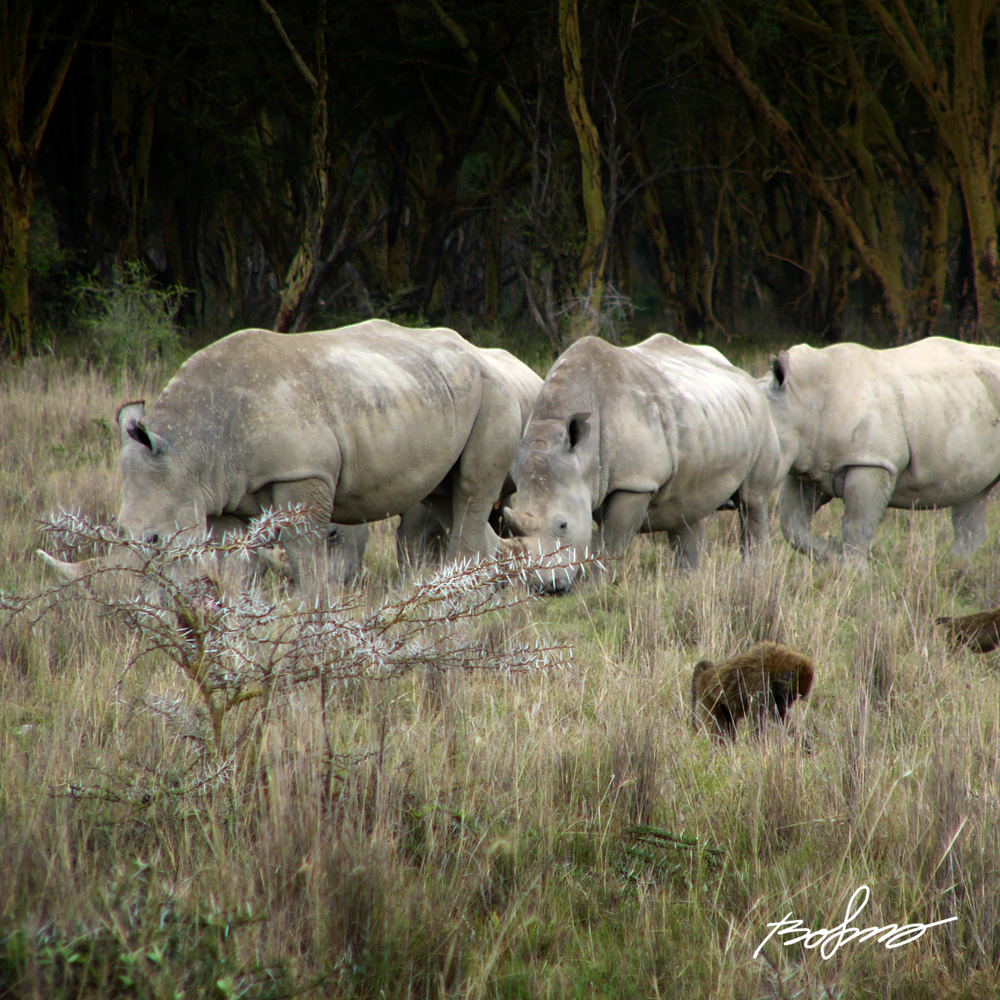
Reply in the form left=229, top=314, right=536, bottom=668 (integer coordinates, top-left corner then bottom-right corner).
left=760, top=337, right=1000, bottom=561
left=502, top=334, right=781, bottom=592
left=41, top=320, right=530, bottom=586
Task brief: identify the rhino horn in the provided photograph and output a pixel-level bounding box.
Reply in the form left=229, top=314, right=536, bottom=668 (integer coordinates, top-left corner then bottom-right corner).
left=35, top=549, right=101, bottom=581
left=502, top=506, right=530, bottom=538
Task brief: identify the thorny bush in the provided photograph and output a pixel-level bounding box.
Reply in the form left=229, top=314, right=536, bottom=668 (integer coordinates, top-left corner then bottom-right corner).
left=3, top=508, right=601, bottom=771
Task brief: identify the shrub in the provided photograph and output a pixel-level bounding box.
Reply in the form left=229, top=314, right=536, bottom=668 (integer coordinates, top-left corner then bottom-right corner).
left=7, top=508, right=598, bottom=796
left=73, top=262, right=184, bottom=369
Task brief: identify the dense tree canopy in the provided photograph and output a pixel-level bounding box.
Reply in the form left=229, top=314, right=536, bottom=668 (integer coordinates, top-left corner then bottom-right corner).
left=1, top=0, right=997, bottom=358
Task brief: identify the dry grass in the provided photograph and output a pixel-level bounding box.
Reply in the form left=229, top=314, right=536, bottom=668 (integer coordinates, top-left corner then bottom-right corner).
left=2, top=355, right=1000, bottom=998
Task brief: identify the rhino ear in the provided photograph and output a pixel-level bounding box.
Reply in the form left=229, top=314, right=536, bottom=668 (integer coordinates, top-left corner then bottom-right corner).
left=117, top=400, right=168, bottom=455
left=567, top=412, right=591, bottom=450
left=117, top=401, right=146, bottom=445
left=771, top=353, right=789, bottom=387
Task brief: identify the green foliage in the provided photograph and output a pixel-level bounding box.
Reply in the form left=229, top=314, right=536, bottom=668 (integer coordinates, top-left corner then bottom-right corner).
left=73, top=263, right=184, bottom=370
left=0, top=863, right=289, bottom=1000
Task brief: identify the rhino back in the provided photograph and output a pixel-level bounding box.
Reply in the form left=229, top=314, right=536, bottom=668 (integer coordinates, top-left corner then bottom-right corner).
left=530, top=336, right=775, bottom=515
left=785, top=339, right=1000, bottom=505
left=140, top=322, right=489, bottom=521
left=625, top=338, right=778, bottom=520
left=479, top=348, right=543, bottom=430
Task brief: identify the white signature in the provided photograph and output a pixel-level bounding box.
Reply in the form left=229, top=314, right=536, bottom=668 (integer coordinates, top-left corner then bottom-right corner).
left=754, top=885, right=957, bottom=961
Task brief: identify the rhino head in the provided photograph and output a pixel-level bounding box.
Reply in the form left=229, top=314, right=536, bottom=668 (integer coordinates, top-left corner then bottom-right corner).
left=116, top=400, right=205, bottom=544
left=503, top=411, right=594, bottom=594
left=758, top=351, right=807, bottom=482
left=36, top=401, right=205, bottom=582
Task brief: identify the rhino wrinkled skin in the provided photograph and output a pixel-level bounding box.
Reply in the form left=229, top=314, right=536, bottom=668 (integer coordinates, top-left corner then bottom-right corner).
left=91, top=320, right=531, bottom=586
left=395, top=347, right=542, bottom=568
left=503, top=334, right=781, bottom=592
left=760, top=337, right=1000, bottom=561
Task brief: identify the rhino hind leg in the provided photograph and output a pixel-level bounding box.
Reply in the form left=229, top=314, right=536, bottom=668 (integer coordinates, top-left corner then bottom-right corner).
left=950, top=492, right=991, bottom=558
left=328, top=523, right=369, bottom=585
left=839, top=465, right=895, bottom=559
left=666, top=521, right=705, bottom=571
left=397, top=503, right=449, bottom=573
left=778, top=476, right=835, bottom=560
left=734, top=487, right=769, bottom=555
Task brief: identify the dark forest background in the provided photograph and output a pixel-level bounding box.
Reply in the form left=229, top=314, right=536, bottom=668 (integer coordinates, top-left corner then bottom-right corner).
left=2, top=0, right=998, bottom=360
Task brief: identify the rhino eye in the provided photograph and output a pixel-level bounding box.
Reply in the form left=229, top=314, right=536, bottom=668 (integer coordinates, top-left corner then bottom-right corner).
left=557, top=520, right=568, bottom=532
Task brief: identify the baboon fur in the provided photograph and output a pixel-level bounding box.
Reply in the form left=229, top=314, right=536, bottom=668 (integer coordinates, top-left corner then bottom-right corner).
left=691, top=641, right=814, bottom=740
left=936, top=608, right=1000, bottom=653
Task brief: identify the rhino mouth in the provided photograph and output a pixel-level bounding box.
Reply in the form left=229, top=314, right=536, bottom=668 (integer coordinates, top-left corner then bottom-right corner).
left=524, top=555, right=583, bottom=596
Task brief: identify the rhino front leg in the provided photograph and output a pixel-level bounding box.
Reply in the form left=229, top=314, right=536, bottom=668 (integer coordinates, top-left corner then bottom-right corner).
left=839, top=465, right=895, bottom=559
left=270, top=478, right=336, bottom=589
left=778, top=475, right=835, bottom=559
left=598, top=490, right=655, bottom=556
left=328, top=523, right=370, bottom=585
left=447, top=415, right=517, bottom=561
left=950, top=491, right=991, bottom=558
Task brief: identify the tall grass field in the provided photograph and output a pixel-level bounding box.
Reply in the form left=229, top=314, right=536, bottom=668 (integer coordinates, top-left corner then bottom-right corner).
left=2, top=352, right=999, bottom=999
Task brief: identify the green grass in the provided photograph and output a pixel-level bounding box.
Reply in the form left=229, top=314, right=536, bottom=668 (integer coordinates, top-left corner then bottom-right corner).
left=2, top=353, right=1000, bottom=998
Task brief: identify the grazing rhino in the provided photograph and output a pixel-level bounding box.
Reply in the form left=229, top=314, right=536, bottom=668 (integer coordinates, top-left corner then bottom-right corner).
left=39, top=320, right=527, bottom=587
left=395, top=346, right=543, bottom=569
left=502, top=334, right=781, bottom=592
left=760, top=337, right=1000, bottom=561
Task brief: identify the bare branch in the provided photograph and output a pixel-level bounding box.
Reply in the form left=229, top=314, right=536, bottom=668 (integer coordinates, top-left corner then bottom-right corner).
left=257, top=0, right=319, bottom=92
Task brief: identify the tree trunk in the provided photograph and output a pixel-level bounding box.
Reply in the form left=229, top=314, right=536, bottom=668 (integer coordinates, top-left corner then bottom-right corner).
left=858, top=0, right=999, bottom=336
left=0, top=0, right=94, bottom=357
left=911, top=162, right=953, bottom=336
left=678, top=133, right=715, bottom=335
left=108, top=9, right=157, bottom=264
left=268, top=0, right=330, bottom=333
left=822, top=235, right=852, bottom=342
left=705, top=9, right=909, bottom=339
left=559, top=0, right=607, bottom=340
left=484, top=196, right=501, bottom=324
left=627, top=130, right=680, bottom=312
left=0, top=162, right=32, bottom=358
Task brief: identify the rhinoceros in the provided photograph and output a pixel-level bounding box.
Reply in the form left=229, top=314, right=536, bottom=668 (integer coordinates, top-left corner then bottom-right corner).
left=40, top=320, right=529, bottom=587
left=502, top=334, right=781, bottom=592
left=396, top=346, right=543, bottom=568
left=760, top=337, right=1000, bottom=561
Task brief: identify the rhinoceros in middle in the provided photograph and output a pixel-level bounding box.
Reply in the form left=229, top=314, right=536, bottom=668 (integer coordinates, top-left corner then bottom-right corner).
left=503, top=334, right=781, bottom=592
left=760, top=337, right=1000, bottom=561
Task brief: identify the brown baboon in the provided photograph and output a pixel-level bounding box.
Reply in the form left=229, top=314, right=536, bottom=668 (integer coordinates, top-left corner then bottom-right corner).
left=935, top=609, right=1000, bottom=653
left=691, top=641, right=814, bottom=740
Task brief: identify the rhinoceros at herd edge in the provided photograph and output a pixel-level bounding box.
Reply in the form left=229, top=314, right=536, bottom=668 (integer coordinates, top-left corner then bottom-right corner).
left=37, top=322, right=1000, bottom=597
